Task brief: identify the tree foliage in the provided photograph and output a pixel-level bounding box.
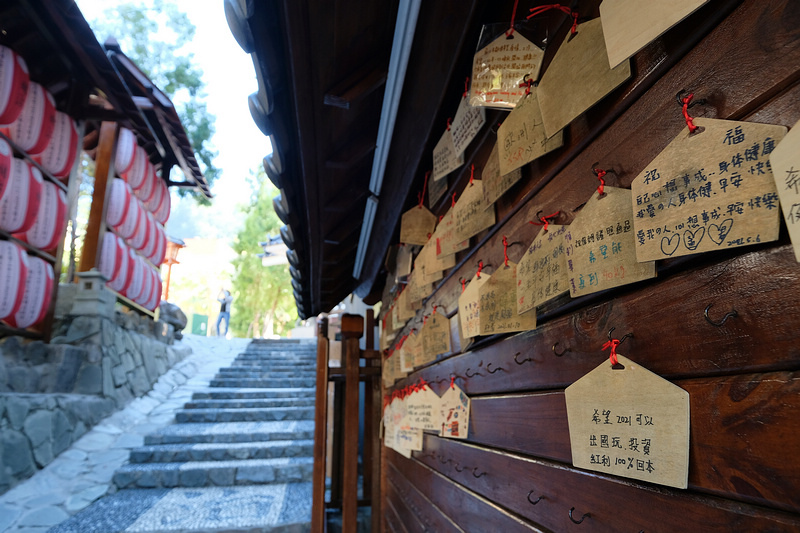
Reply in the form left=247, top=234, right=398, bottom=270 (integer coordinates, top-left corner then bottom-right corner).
left=229, top=171, right=297, bottom=337
left=89, top=0, right=218, bottom=203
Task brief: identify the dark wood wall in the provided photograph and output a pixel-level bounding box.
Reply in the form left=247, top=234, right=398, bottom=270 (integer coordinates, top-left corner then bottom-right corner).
left=379, top=0, right=800, bottom=531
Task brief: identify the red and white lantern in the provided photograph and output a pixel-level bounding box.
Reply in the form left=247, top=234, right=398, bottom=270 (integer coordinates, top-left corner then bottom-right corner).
left=0, top=45, right=30, bottom=127
left=4, top=255, right=53, bottom=329
left=124, top=248, right=144, bottom=300
left=141, top=212, right=158, bottom=259
left=106, top=178, right=130, bottom=229
left=143, top=268, right=162, bottom=310
left=148, top=222, right=167, bottom=266
left=128, top=202, right=151, bottom=251
left=133, top=160, right=156, bottom=203
left=19, top=180, right=67, bottom=251
left=154, top=184, right=171, bottom=224
left=115, top=191, right=141, bottom=240
left=99, top=231, right=122, bottom=283
left=0, top=159, right=43, bottom=233
left=107, top=235, right=134, bottom=294
left=33, top=111, right=78, bottom=179
left=0, top=138, right=12, bottom=201
left=8, top=82, right=56, bottom=155
left=115, top=127, right=136, bottom=177
left=133, top=261, right=154, bottom=305
left=0, top=240, right=29, bottom=320
left=123, top=145, right=147, bottom=191
left=145, top=173, right=165, bottom=213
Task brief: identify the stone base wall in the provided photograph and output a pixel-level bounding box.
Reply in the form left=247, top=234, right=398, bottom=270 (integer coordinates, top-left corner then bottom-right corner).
left=0, top=393, right=116, bottom=494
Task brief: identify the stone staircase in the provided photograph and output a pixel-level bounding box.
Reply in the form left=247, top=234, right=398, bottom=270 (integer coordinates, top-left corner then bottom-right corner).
left=50, top=338, right=317, bottom=532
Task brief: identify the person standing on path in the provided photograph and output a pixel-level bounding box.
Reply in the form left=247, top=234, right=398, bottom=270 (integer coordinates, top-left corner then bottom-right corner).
left=216, top=289, right=233, bottom=337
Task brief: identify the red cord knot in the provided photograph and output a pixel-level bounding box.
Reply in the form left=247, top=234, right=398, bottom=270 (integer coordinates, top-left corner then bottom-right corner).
left=593, top=168, right=607, bottom=196
left=452, top=191, right=457, bottom=208
left=681, top=93, right=699, bottom=133
left=461, top=278, right=467, bottom=293
left=602, top=338, right=621, bottom=366
left=518, top=75, right=534, bottom=96
left=527, top=4, right=579, bottom=35
left=463, top=76, right=470, bottom=99
left=469, top=164, right=475, bottom=186
left=446, top=118, right=452, bottom=131
left=417, top=170, right=430, bottom=208
left=477, top=260, right=484, bottom=279
left=502, top=235, right=510, bottom=267
left=433, top=304, right=438, bottom=315
left=530, top=211, right=560, bottom=233
left=505, top=0, right=521, bottom=37
left=450, top=376, right=456, bottom=389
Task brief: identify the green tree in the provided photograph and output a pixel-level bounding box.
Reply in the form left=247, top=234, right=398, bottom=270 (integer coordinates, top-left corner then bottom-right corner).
left=229, top=171, right=297, bottom=337
left=88, top=0, right=218, bottom=203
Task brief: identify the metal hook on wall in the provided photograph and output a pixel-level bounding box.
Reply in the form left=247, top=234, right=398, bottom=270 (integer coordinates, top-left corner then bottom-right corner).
left=569, top=507, right=590, bottom=524
left=607, top=327, right=633, bottom=344
left=552, top=342, right=570, bottom=357
left=704, top=303, right=738, bottom=327
left=465, top=367, right=482, bottom=378
left=527, top=490, right=544, bottom=505
left=486, top=362, right=505, bottom=374
left=514, top=351, right=533, bottom=365
left=472, top=467, right=486, bottom=478
left=454, top=463, right=465, bottom=473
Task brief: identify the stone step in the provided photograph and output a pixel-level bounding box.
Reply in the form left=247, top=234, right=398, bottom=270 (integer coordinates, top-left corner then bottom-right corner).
left=175, top=406, right=315, bottom=423
left=233, top=358, right=316, bottom=365
left=230, top=361, right=317, bottom=368
left=236, top=353, right=316, bottom=359
left=210, top=378, right=316, bottom=388
left=144, top=420, right=315, bottom=445
left=113, top=456, right=314, bottom=489
left=191, top=387, right=315, bottom=400
left=129, top=439, right=315, bottom=463
left=215, top=370, right=316, bottom=379
left=184, top=397, right=316, bottom=409
left=48, top=484, right=312, bottom=533
left=219, top=365, right=316, bottom=373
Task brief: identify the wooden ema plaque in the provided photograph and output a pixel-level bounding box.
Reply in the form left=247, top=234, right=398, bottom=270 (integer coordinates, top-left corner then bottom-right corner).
left=482, top=142, right=522, bottom=208
left=434, top=208, right=469, bottom=258
left=400, top=205, right=436, bottom=246
left=479, top=261, right=537, bottom=335
left=470, top=32, right=544, bottom=109
left=439, top=382, right=470, bottom=439
left=453, top=180, right=496, bottom=243
left=537, top=18, right=631, bottom=138
left=450, top=96, right=486, bottom=155
left=565, top=354, right=690, bottom=489
left=769, top=117, right=800, bottom=261
left=422, top=311, right=451, bottom=361
left=406, top=385, right=441, bottom=432
left=458, top=271, right=490, bottom=339
left=631, top=118, right=786, bottom=262
left=516, top=224, right=568, bottom=314
left=565, top=187, right=656, bottom=298
left=600, top=0, right=708, bottom=68
left=497, top=90, right=564, bottom=176
left=433, top=128, right=464, bottom=182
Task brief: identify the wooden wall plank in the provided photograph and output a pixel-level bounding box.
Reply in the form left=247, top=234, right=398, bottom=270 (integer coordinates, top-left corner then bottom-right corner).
left=414, top=435, right=800, bottom=533
left=386, top=462, right=465, bottom=533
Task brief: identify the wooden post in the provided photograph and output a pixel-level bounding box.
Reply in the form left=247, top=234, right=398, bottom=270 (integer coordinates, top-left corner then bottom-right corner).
left=311, top=316, right=329, bottom=533
left=79, top=121, right=117, bottom=273
left=340, top=313, right=363, bottom=533
left=366, top=308, right=382, bottom=533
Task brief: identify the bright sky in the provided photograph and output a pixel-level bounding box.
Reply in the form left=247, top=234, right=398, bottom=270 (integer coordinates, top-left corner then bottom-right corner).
left=76, top=0, right=270, bottom=240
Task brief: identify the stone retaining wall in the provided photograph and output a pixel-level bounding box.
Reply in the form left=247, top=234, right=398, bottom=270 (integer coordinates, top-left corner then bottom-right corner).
left=0, top=393, right=115, bottom=494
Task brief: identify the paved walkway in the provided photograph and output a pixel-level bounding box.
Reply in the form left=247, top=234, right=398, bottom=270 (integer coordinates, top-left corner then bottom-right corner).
left=0, top=335, right=249, bottom=533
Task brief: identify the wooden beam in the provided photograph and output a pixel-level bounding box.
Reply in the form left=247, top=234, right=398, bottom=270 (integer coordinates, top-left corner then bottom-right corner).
left=79, top=121, right=117, bottom=273
left=311, top=318, right=329, bottom=533
left=341, top=314, right=363, bottom=533
left=324, top=66, right=387, bottom=109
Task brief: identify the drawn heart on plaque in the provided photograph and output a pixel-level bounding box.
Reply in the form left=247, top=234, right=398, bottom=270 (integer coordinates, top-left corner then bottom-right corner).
left=708, top=218, right=734, bottom=245
left=683, top=227, right=706, bottom=251
left=660, top=234, right=680, bottom=256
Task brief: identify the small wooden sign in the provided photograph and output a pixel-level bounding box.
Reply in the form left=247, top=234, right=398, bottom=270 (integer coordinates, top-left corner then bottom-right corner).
left=433, top=129, right=464, bottom=182
left=479, top=261, right=537, bottom=335
left=415, top=238, right=456, bottom=285
left=451, top=96, right=486, bottom=155
left=600, top=0, right=708, bottom=69
left=422, top=311, right=451, bottom=360
left=400, top=206, right=436, bottom=245
left=631, top=118, right=786, bottom=262
left=397, top=288, right=415, bottom=322
left=565, top=354, right=690, bottom=489
left=497, top=91, right=564, bottom=176
left=396, top=244, right=414, bottom=277
left=428, top=171, right=448, bottom=206
left=406, top=269, right=433, bottom=304
left=434, top=209, right=470, bottom=258
left=470, top=32, right=544, bottom=109
left=517, top=224, right=568, bottom=314
left=458, top=272, right=490, bottom=339
left=482, top=142, right=523, bottom=208
left=537, top=18, right=631, bottom=138
left=565, top=187, right=656, bottom=297
left=769, top=118, right=800, bottom=261
left=395, top=427, right=423, bottom=452
left=406, top=330, right=425, bottom=367
left=407, top=386, right=441, bottom=432
left=439, top=383, right=470, bottom=439
left=453, top=180, right=496, bottom=242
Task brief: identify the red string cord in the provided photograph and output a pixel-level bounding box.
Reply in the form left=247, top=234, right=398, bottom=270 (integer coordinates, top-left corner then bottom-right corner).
left=446, top=118, right=452, bottom=131
left=593, top=168, right=607, bottom=196
left=469, top=164, right=475, bottom=186
left=450, top=376, right=456, bottom=389
left=518, top=76, right=533, bottom=96
left=527, top=4, right=578, bottom=35
left=461, top=278, right=467, bottom=293
left=433, top=304, right=438, bottom=315
left=417, top=171, right=430, bottom=208
left=452, top=191, right=457, bottom=208
left=529, top=211, right=560, bottom=233
left=463, top=76, right=470, bottom=99
left=503, top=236, right=510, bottom=267
left=506, top=0, right=521, bottom=37
left=477, top=260, right=483, bottom=279
left=681, top=93, right=699, bottom=133
left=602, top=338, right=620, bottom=366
